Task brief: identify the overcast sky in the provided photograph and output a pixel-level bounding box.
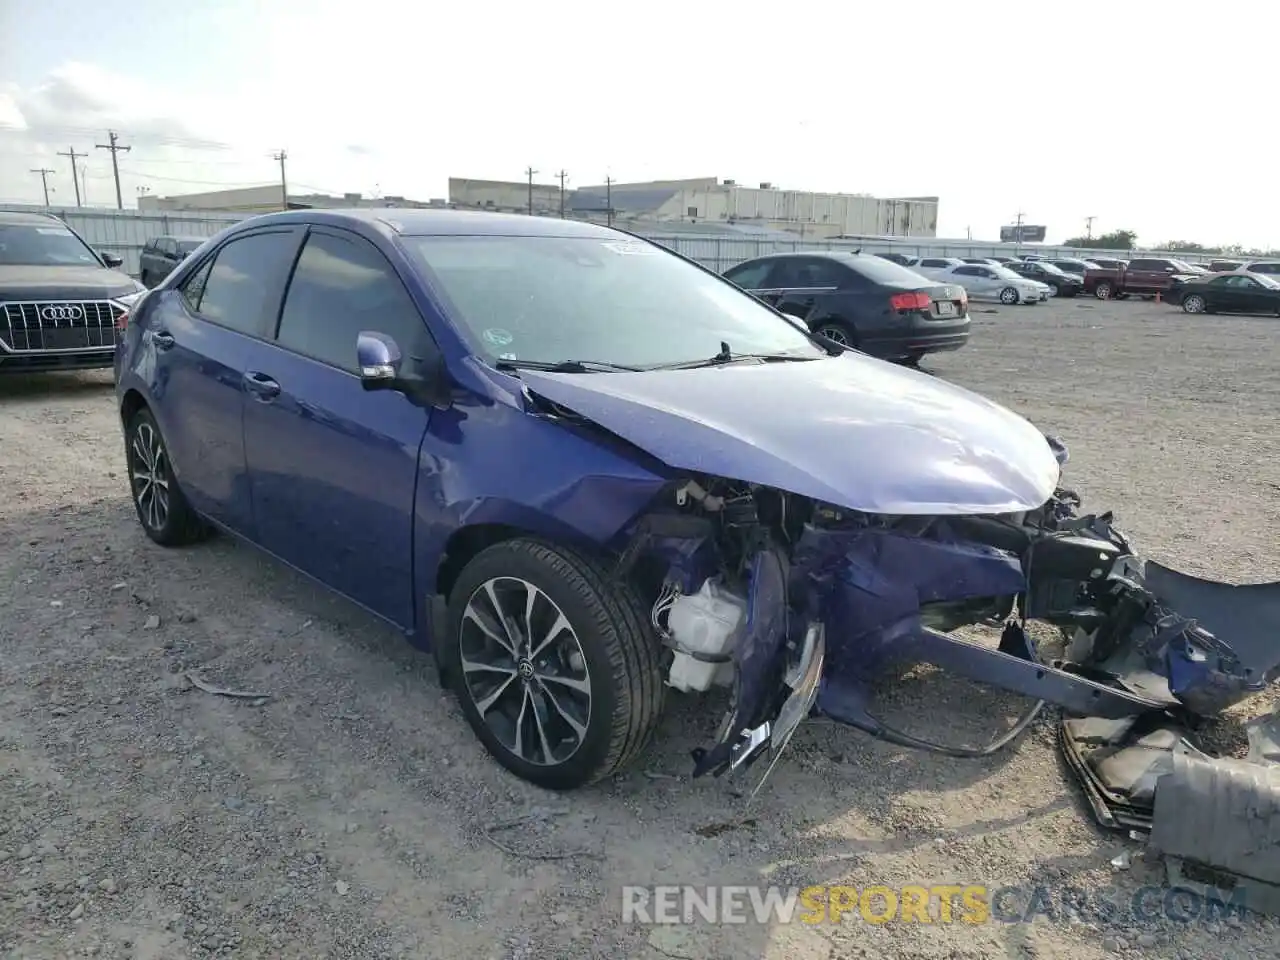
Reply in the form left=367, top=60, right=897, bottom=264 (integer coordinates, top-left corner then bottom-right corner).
left=1, top=0, right=1273, bottom=248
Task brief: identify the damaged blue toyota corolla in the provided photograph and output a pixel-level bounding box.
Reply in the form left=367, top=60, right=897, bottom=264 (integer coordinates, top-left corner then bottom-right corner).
left=114, top=210, right=1280, bottom=836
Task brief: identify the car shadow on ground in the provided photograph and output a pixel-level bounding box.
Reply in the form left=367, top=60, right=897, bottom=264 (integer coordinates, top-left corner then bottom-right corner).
left=0, top=369, right=114, bottom=401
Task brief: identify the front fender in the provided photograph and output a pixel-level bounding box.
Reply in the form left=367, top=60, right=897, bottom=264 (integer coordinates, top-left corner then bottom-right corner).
left=411, top=397, right=672, bottom=642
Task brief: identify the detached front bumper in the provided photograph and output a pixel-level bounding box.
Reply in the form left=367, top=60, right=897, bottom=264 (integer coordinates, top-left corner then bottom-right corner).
left=696, top=489, right=1280, bottom=855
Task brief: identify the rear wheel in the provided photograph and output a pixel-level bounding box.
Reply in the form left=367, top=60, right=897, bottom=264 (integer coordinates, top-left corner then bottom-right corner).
left=1094, top=281, right=1114, bottom=300
left=1182, top=294, right=1206, bottom=314
left=998, top=287, right=1019, bottom=305
left=125, top=408, right=210, bottom=546
left=443, top=538, right=665, bottom=790
left=1048, top=282, right=1060, bottom=297
left=815, top=321, right=857, bottom=347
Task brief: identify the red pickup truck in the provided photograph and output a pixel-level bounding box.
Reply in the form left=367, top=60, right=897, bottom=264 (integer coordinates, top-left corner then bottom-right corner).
left=1083, top=257, right=1205, bottom=300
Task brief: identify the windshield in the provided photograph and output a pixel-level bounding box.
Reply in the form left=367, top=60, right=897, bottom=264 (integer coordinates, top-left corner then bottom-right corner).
left=1253, top=273, right=1280, bottom=289
left=1170, top=260, right=1199, bottom=273
left=1037, top=263, right=1068, bottom=277
left=0, top=222, right=101, bottom=267
left=405, top=235, right=826, bottom=368
left=177, top=238, right=204, bottom=254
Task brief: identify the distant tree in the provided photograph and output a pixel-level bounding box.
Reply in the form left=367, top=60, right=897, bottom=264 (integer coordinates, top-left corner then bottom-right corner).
left=1064, top=229, right=1137, bottom=250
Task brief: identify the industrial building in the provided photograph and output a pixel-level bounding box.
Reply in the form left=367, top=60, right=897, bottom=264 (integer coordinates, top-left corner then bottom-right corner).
left=137, top=185, right=443, bottom=213
left=448, top=176, right=939, bottom=240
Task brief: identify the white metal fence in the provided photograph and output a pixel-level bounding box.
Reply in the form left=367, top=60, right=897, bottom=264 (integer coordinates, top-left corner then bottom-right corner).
left=1, top=202, right=1204, bottom=278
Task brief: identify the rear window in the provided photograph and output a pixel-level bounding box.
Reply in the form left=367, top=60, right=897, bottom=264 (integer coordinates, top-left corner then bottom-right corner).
left=845, top=255, right=930, bottom=284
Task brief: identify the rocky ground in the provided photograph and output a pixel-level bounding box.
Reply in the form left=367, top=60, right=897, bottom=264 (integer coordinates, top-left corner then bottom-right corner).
left=1, top=297, right=1278, bottom=959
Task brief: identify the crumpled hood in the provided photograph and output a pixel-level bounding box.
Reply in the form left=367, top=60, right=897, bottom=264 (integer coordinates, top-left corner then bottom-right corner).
left=518, top=353, right=1062, bottom=516
left=0, top=265, right=141, bottom=302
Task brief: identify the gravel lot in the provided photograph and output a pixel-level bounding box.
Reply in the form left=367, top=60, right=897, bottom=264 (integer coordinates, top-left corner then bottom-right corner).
left=2, top=297, right=1277, bottom=960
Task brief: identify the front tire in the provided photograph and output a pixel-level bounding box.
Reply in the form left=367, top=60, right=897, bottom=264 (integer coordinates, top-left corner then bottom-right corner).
left=125, top=408, right=209, bottom=546
left=1094, top=281, right=1114, bottom=300
left=444, top=538, right=665, bottom=790
left=1048, top=282, right=1060, bottom=297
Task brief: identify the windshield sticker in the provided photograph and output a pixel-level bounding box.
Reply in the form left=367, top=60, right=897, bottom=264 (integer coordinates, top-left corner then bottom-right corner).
left=36, top=226, right=73, bottom=236
left=483, top=328, right=514, bottom=347
left=602, top=241, right=658, bottom=256
left=499, top=352, right=517, bottom=361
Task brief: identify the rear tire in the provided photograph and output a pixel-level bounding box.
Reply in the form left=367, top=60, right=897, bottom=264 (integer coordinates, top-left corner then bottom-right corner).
left=124, top=408, right=210, bottom=547
left=814, top=321, right=857, bottom=348
left=998, top=287, right=1019, bottom=305
left=443, top=538, right=665, bottom=791
left=1182, top=294, right=1206, bottom=314
left=1048, top=282, right=1060, bottom=297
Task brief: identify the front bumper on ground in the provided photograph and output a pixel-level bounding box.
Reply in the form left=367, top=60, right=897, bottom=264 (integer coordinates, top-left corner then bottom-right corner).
left=698, top=483, right=1280, bottom=904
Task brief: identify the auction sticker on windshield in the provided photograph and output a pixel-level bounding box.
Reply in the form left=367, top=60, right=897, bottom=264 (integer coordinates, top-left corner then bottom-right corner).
left=36, top=226, right=74, bottom=235
left=483, top=328, right=514, bottom=347
left=602, top=241, right=658, bottom=256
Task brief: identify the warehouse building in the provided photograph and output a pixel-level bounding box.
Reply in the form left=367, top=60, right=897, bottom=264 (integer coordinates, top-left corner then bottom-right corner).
left=137, top=185, right=443, bottom=213
left=449, top=176, right=938, bottom=240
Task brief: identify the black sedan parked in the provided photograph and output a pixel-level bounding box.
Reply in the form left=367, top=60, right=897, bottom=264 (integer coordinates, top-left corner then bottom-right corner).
left=1176, top=272, right=1280, bottom=315
left=1006, top=260, right=1082, bottom=297
left=721, top=251, right=970, bottom=365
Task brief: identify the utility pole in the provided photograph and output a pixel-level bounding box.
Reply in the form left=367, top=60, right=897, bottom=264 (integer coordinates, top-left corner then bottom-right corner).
left=555, top=170, right=568, bottom=218
left=1085, top=216, right=1096, bottom=241
left=95, top=130, right=131, bottom=209
left=56, top=147, right=87, bottom=207
left=524, top=167, right=537, bottom=215
left=272, top=150, right=289, bottom=210
left=29, top=168, right=55, bottom=206
left=1013, top=209, right=1026, bottom=254
left=605, top=175, right=613, bottom=227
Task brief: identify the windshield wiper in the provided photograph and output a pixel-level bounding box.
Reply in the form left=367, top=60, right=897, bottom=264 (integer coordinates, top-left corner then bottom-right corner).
left=648, top=340, right=822, bottom=371
left=494, top=358, right=643, bottom=373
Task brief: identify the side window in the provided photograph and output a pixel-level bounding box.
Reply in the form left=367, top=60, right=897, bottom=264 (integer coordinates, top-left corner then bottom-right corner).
left=195, top=231, right=299, bottom=336
left=179, top=258, right=213, bottom=313
left=158, top=238, right=177, bottom=257
left=1254, top=263, right=1280, bottom=274
left=275, top=230, right=432, bottom=374
left=953, top=266, right=978, bottom=276
left=797, top=259, right=847, bottom=288
left=723, top=260, right=775, bottom=289
left=143, top=239, right=157, bottom=253
left=921, top=258, right=948, bottom=268
left=977, top=268, right=996, bottom=278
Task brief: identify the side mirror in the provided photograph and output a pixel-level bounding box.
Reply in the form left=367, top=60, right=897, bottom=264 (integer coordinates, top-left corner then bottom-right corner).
left=101, top=252, right=124, bottom=268
left=356, top=331, right=451, bottom=408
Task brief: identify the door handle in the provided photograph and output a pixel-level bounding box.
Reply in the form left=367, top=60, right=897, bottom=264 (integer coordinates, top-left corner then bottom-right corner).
left=151, top=330, right=175, bottom=350
left=243, top=371, right=281, bottom=400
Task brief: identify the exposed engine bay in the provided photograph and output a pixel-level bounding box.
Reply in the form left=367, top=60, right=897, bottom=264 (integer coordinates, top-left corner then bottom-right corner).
left=613, top=438, right=1280, bottom=905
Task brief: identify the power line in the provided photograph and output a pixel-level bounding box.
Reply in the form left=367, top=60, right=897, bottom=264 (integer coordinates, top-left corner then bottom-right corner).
left=55, top=146, right=87, bottom=207
left=272, top=150, right=288, bottom=211
left=555, top=170, right=568, bottom=219
left=29, top=167, right=55, bottom=206
left=524, top=167, right=537, bottom=216
left=95, top=130, right=131, bottom=209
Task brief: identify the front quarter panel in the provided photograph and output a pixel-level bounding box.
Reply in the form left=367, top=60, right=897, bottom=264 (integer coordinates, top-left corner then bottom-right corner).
left=411, top=380, right=672, bottom=638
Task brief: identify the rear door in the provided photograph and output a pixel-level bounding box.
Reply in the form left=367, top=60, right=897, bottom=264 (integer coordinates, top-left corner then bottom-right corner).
left=769, top=257, right=845, bottom=323
left=148, top=226, right=304, bottom=536
left=241, top=226, right=435, bottom=627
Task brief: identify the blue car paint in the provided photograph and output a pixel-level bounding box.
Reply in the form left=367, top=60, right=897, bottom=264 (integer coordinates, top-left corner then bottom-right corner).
left=514, top=356, right=1063, bottom=517
left=114, top=207, right=1275, bottom=780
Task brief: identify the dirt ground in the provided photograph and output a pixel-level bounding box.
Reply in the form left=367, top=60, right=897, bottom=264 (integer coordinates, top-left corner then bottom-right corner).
left=1, top=297, right=1278, bottom=960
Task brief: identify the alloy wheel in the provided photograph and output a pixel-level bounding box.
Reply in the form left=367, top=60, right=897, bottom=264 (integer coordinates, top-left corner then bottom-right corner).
left=817, top=325, right=850, bottom=346
left=999, top=287, right=1018, bottom=305
left=459, top=577, right=592, bottom=767
left=129, top=421, right=170, bottom=532
left=1183, top=295, right=1205, bottom=314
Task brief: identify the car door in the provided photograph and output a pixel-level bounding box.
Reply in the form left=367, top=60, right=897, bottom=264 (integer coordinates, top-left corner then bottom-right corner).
left=240, top=225, right=436, bottom=628
left=151, top=226, right=304, bottom=536
left=971, top=266, right=1005, bottom=298
left=771, top=258, right=845, bottom=322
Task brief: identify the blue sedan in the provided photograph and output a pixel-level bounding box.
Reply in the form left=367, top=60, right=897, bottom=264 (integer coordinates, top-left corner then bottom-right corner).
left=114, top=208, right=1242, bottom=798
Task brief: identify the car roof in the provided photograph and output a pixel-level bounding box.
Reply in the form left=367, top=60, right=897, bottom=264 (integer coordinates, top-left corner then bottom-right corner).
left=232, top=207, right=626, bottom=239
left=0, top=210, right=65, bottom=226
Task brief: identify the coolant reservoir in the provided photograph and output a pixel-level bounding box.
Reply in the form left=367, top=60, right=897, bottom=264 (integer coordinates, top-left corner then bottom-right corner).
left=666, top=578, right=747, bottom=693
